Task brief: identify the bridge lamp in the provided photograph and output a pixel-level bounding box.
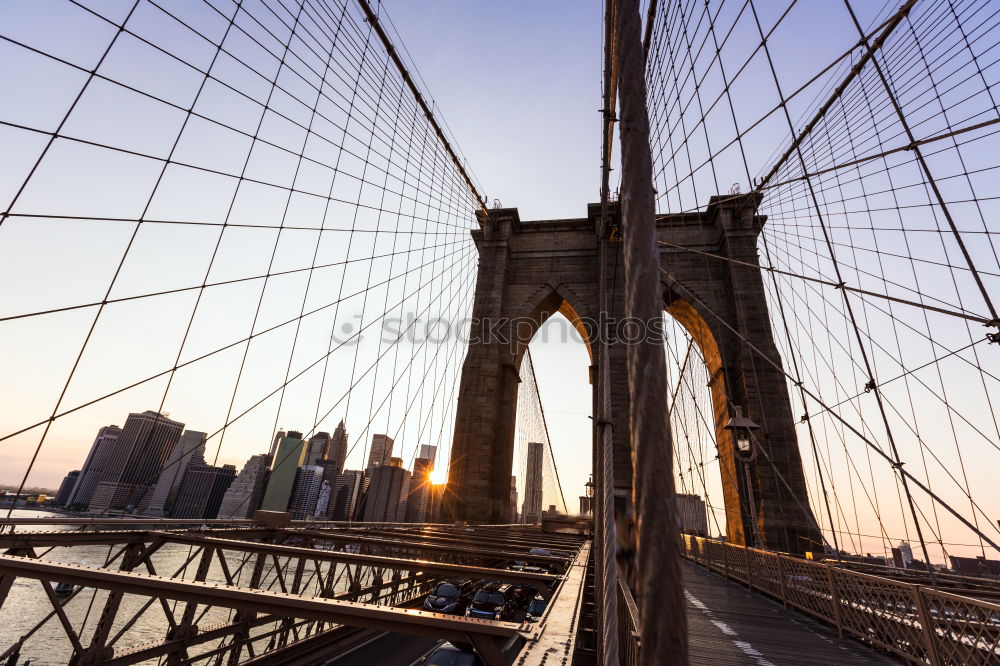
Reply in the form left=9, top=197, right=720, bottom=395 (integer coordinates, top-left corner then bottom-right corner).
left=725, top=406, right=759, bottom=460
left=725, top=406, right=763, bottom=548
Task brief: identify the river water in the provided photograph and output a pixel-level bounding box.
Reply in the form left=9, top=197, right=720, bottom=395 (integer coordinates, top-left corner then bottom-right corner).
left=0, top=510, right=350, bottom=665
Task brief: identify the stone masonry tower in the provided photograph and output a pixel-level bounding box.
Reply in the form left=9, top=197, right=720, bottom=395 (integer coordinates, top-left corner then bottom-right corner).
left=443, top=195, right=821, bottom=554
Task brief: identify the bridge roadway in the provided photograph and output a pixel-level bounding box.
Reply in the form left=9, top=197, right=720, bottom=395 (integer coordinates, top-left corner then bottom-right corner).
left=313, top=560, right=900, bottom=665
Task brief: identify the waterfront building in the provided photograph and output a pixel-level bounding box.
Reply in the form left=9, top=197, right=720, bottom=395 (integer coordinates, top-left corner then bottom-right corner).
left=521, top=441, right=543, bottom=524
left=314, top=480, right=332, bottom=517
left=329, top=470, right=364, bottom=521
left=427, top=482, right=445, bottom=524
left=88, top=411, right=185, bottom=513
left=676, top=493, right=708, bottom=536
left=510, top=475, right=519, bottom=523
left=142, top=430, right=206, bottom=516
left=326, top=420, right=349, bottom=477
left=361, top=459, right=409, bottom=523
left=171, top=463, right=236, bottom=519
left=268, top=430, right=286, bottom=460
left=66, top=425, right=122, bottom=508
left=259, top=432, right=305, bottom=512
left=55, top=470, right=80, bottom=506
left=288, top=465, right=324, bottom=520
left=365, top=434, right=394, bottom=475
left=216, top=454, right=270, bottom=519
left=403, top=457, right=434, bottom=523
left=304, top=432, right=329, bottom=467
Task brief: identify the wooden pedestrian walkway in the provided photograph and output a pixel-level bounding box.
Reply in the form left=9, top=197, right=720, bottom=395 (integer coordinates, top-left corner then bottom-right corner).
left=683, top=560, right=901, bottom=665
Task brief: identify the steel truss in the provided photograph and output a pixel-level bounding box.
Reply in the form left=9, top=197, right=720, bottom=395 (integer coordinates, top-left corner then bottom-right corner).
left=0, top=521, right=585, bottom=666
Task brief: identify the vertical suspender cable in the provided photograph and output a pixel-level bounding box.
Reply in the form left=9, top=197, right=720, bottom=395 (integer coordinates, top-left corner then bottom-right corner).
left=597, top=0, right=620, bottom=663
left=615, top=0, right=688, bottom=663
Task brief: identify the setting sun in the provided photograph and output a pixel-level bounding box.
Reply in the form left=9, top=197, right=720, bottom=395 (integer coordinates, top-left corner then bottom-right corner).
left=429, top=468, right=448, bottom=485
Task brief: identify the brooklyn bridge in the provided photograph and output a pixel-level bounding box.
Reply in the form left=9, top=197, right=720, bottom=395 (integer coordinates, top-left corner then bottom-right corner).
left=0, top=0, right=998, bottom=664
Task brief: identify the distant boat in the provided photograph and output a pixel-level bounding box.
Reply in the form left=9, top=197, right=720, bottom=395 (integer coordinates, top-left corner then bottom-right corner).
left=52, top=582, right=76, bottom=597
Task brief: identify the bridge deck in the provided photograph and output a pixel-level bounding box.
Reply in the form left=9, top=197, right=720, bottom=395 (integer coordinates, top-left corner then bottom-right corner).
left=683, top=560, right=900, bottom=665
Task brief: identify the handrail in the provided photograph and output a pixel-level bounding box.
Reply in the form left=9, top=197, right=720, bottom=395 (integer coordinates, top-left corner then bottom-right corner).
left=617, top=573, right=642, bottom=665
left=681, top=535, right=1000, bottom=666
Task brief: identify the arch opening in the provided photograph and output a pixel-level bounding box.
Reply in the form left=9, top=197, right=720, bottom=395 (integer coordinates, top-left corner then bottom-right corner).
left=512, top=309, right=593, bottom=523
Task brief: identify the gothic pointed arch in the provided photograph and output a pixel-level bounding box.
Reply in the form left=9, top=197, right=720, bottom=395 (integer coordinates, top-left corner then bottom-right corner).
left=444, top=197, right=820, bottom=554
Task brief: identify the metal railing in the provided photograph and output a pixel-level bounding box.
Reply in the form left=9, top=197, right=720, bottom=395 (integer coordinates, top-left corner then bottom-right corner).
left=617, top=574, right=642, bottom=665
left=681, top=535, right=1000, bottom=665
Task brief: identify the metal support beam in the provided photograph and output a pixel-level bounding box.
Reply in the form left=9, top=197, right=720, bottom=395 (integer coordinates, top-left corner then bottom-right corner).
left=0, top=554, right=523, bottom=643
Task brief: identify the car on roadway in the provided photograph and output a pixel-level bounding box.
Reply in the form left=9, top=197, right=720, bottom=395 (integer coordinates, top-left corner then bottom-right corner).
left=419, top=641, right=481, bottom=665
left=525, top=595, right=548, bottom=622
left=464, top=582, right=516, bottom=621
left=422, top=579, right=473, bottom=615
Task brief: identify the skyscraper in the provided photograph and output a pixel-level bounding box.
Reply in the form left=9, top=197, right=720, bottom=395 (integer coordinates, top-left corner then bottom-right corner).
left=142, top=430, right=206, bottom=516
left=418, top=444, right=437, bottom=463
left=404, top=457, right=434, bottom=523
left=304, top=432, right=329, bottom=467
left=361, top=460, right=410, bottom=522
left=427, top=482, right=445, bottom=524
left=217, top=454, right=270, bottom=519
left=509, top=475, right=519, bottom=523
left=259, top=431, right=305, bottom=512
left=55, top=471, right=80, bottom=506
left=171, top=463, right=236, bottom=519
left=288, top=465, right=324, bottom=520
left=268, top=430, right=286, bottom=461
left=365, top=434, right=394, bottom=474
left=326, top=420, right=349, bottom=476
left=67, top=425, right=122, bottom=508
left=314, top=480, right=332, bottom=518
left=88, top=411, right=185, bottom=513
left=521, top=441, right=543, bottom=524
left=329, top=470, right=364, bottom=521
left=675, top=494, right=708, bottom=536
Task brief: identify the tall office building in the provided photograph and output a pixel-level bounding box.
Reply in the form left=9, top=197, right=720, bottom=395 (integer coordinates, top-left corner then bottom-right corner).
left=427, top=482, right=445, bottom=524
left=217, top=454, right=270, bottom=519
left=403, top=457, right=434, bottom=523
left=268, top=430, right=286, bottom=461
left=88, top=411, right=185, bottom=513
left=521, top=441, right=543, bottom=524
left=259, top=432, right=305, bottom=512
left=329, top=470, right=364, bottom=521
left=67, top=425, right=122, bottom=508
left=509, top=475, right=519, bottom=523
left=365, top=434, right=394, bottom=474
left=896, top=541, right=914, bottom=568
left=361, top=461, right=410, bottom=522
left=314, top=480, right=332, bottom=518
left=325, top=420, right=349, bottom=477
left=304, top=432, right=329, bottom=467
left=142, top=430, right=206, bottom=516
left=288, top=465, right=324, bottom=519
left=418, top=444, right=437, bottom=463
left=171, top=463, right=236, bottom=519
left=55, top=471, right=80, bottom=506
left=675, top=494, right=708, bottom=536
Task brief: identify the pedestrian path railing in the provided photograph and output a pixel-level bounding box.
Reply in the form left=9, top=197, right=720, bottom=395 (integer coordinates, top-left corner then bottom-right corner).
left=681, top=535, right=1000, bottom=665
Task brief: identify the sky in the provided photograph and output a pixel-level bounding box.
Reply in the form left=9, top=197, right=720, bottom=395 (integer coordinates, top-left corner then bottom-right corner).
left=0, top=0, right=603, bottom=501
left=1, top=0, right=998, bottom=564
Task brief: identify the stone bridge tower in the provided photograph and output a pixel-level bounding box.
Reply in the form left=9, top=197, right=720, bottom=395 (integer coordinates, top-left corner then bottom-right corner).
left=442, top=194, right=821, bottom=554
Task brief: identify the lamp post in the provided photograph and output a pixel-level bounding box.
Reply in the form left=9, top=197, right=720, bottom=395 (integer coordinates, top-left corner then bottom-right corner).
left=580, top=476, right=595, bottom=516
left=725, top=406, right=763, bottom=549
